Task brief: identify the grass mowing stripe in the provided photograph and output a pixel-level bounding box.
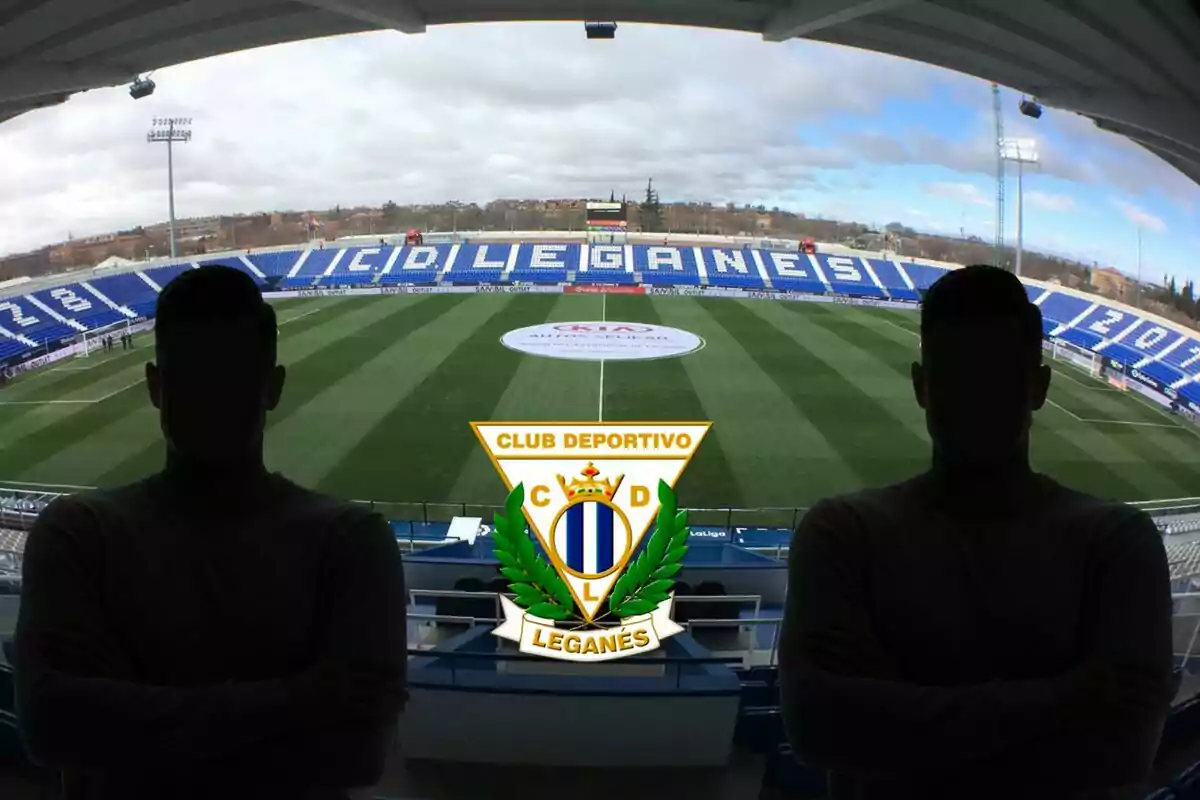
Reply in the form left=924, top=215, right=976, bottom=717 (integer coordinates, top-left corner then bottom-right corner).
left=650, top=295, right=854, bottom=510
left=0, top=300, right=358, bottom=460
left=444, top=294, right=605, bottom=505
left=2, top=347, right=146, bottom=403
left=1041, top=374, right=1200, bottom=494
left=270, top=295, right=517, bottom=495
left=0, top=378, right=147, bottom=478
left=92, top=295, right=449, bottom=487
left=768, top=303, right=926, bottom=440
left=815, top=305, right=1154, bottom=500
left=602, top=295, right=744, bottom=511
left=706, top=299, right=928, bottom=490
left=863, top=307, right=1174, bottom=501
left=317, top=295, right=560, bottom=504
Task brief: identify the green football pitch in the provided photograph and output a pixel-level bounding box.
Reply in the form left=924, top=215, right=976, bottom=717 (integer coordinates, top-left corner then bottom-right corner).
left=1, top=293, right=1198, bottom=520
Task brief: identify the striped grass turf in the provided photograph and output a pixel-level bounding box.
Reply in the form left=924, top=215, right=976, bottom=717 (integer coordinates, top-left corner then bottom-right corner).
left=0, top=295, right=1197, bottom=518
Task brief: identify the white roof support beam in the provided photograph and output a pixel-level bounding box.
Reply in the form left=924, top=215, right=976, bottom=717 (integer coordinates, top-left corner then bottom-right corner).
left=294, top=0, right=426, bottom=34
left=763, top=0, right=911, bottom=42
left=1036, top=87, right=1200, bottom=155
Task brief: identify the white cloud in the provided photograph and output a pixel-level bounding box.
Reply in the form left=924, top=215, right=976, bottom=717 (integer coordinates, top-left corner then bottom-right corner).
left=1025, top=191, right=1075, bottom=212
left=1111, top=198, right=1167, bottom=233
left=0, top=23, right=942, bottom=256
left=922, top=182, right=991, bottom=207
left=0, top=20, right=1195, bottom=265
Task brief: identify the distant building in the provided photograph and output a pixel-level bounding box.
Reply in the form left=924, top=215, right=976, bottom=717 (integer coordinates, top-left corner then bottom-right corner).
left=1091, top=266, right=1131, bottom=299
left=146, top=215, right=222, bottom=242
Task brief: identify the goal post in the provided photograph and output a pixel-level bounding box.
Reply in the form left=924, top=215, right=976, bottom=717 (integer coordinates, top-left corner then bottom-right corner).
left=74, top=318, right=136, bottom=358
left=1044, top=338, right=1101, bottom=379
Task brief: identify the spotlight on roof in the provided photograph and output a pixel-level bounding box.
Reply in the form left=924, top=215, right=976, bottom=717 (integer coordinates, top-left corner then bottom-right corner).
left=1019, top=98, right=1043, bottom=119
left=129, top=77, right=156, bottom=100
left=585, top=21, right=617, bottom=39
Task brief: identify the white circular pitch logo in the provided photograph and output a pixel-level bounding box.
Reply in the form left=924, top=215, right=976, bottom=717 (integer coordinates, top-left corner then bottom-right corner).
left=501, top=321, right=705, bottom=361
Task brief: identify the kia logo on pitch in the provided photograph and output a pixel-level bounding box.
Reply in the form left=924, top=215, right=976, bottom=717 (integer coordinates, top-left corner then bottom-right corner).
left=554, top=324, right=652, bottom=334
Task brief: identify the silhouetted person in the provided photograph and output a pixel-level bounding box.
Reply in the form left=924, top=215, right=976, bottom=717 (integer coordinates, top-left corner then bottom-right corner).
left=15, top=266, right=406, bottom=799
left=779, top=265, right=1173, bottom=800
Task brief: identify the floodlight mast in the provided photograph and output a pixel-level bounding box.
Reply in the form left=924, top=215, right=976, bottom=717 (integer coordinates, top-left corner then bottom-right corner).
left=146, top=117, right=193, bottom=259
left=999, top=137, right=1038, bottom=277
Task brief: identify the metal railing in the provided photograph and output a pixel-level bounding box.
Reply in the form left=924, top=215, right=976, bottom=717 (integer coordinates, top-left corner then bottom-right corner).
left=408, top=589, right=765, bottom=623
left=360, top=499, right=807, bottom=532
left=4, top=481, right=1199, bottom=537
left=405, top=644, right=743, bottom=689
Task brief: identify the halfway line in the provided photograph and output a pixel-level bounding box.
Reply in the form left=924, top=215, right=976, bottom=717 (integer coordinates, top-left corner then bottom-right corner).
left=598, top=293, right=606, bottom=422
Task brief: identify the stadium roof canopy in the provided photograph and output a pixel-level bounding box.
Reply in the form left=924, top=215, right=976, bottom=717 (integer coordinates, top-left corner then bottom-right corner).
left=3, top=0, right=1200, bottom=186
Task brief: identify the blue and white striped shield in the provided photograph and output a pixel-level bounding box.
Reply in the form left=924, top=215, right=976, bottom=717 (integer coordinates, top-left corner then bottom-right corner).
left=552, top=500, right=627, bottom=577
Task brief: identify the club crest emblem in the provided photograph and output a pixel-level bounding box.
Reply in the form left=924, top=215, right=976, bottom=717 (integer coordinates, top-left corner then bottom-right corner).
left=471, top=422, right=711, bottom=661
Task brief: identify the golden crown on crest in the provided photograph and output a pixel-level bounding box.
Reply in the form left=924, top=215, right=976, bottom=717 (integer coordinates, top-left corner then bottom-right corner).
left=558, top=462, right=624, bottom=501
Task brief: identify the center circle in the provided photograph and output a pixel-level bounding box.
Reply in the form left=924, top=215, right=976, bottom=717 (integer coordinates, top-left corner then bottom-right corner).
left=500, top=321, right=705, bottom=362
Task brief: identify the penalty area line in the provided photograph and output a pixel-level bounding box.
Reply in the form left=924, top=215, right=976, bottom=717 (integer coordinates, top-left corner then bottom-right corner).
left=0, top=378, right=144, bottom=406
left=1046, top=399, right=1182, bottom=428
left=279, top=306, right=323, bottom=327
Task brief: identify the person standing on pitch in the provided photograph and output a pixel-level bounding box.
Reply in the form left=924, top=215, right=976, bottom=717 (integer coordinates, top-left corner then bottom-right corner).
left=15, top=265, right=407, bottom=799
left=779, top=264, right=1173, bottom=800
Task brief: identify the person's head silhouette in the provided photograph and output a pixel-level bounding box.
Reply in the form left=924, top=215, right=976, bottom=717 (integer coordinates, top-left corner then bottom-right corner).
left=911, top=265, right=1050, bottom=471
left=146, top=266, right=285, bottom=473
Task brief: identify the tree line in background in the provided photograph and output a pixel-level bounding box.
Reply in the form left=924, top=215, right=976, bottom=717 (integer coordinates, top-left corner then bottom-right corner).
left=1, top=191, right=1191, bottom=331
left=1151, top=275, right=1200, bottom=323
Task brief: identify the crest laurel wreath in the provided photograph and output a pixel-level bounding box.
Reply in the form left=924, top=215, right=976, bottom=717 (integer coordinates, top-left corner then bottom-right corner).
left=491, top=483, right=577, bottom=620
left=607, top=480, right=688, bottom=619
left=491, top=479, right=690, bottom=623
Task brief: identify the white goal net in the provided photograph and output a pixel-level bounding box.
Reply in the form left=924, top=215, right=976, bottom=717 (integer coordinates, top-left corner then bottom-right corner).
left=1045, top=338, right=1101, bottom=379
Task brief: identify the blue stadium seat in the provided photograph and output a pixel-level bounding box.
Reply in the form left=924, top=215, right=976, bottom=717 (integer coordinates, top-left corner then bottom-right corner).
left=575, top=244, right=636, bottom=284
left=88, top=272, right=158, bottom=312
left=508, top=244, right=573, bottom=283
left=1059, top=327, right=1103, bottom=350
left=379, top=245, right=453, bottom=285
left=760, top=250, right=825, bottom=294
left=895, top=261, right=950, bottom=290
left=702, top=248, right=766, bottom=289
left=1102, top=342, right=1142, bottom=365
left=1142, top=360, right=1186, bottom=386
left=634, top=244, right=701, bottom=286
left=816, top=254, right=885, bottom=298
left=1123, top=320, right=1187, bottom=364
left=248, top=251, right=300, bottom=278
left=195, top=256, right=267, bottom=288
left=143, top=263, right=200, bottom=290
left=321, top=246, right=394, bottom=287
left=866, top=259, right=919, bottom=300
left=1039, top=292, right=1093, bottom=326
left=0, top=295, right=77, bottom=346
left=287, top=248, right=341, bottom=283
left=443, top=244, right=514, bottom=284
left=1164, top=338, right=1200, bottom=379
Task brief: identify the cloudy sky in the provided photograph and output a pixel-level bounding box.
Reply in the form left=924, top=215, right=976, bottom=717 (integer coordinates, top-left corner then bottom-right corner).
left=2, top=22, right=1198, bottom=282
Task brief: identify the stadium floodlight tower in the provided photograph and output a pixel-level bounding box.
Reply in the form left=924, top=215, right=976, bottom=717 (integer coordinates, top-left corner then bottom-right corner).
left=146, top=117, right=193, bottom=259
left=999, top=137, right=1038, bottom=277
